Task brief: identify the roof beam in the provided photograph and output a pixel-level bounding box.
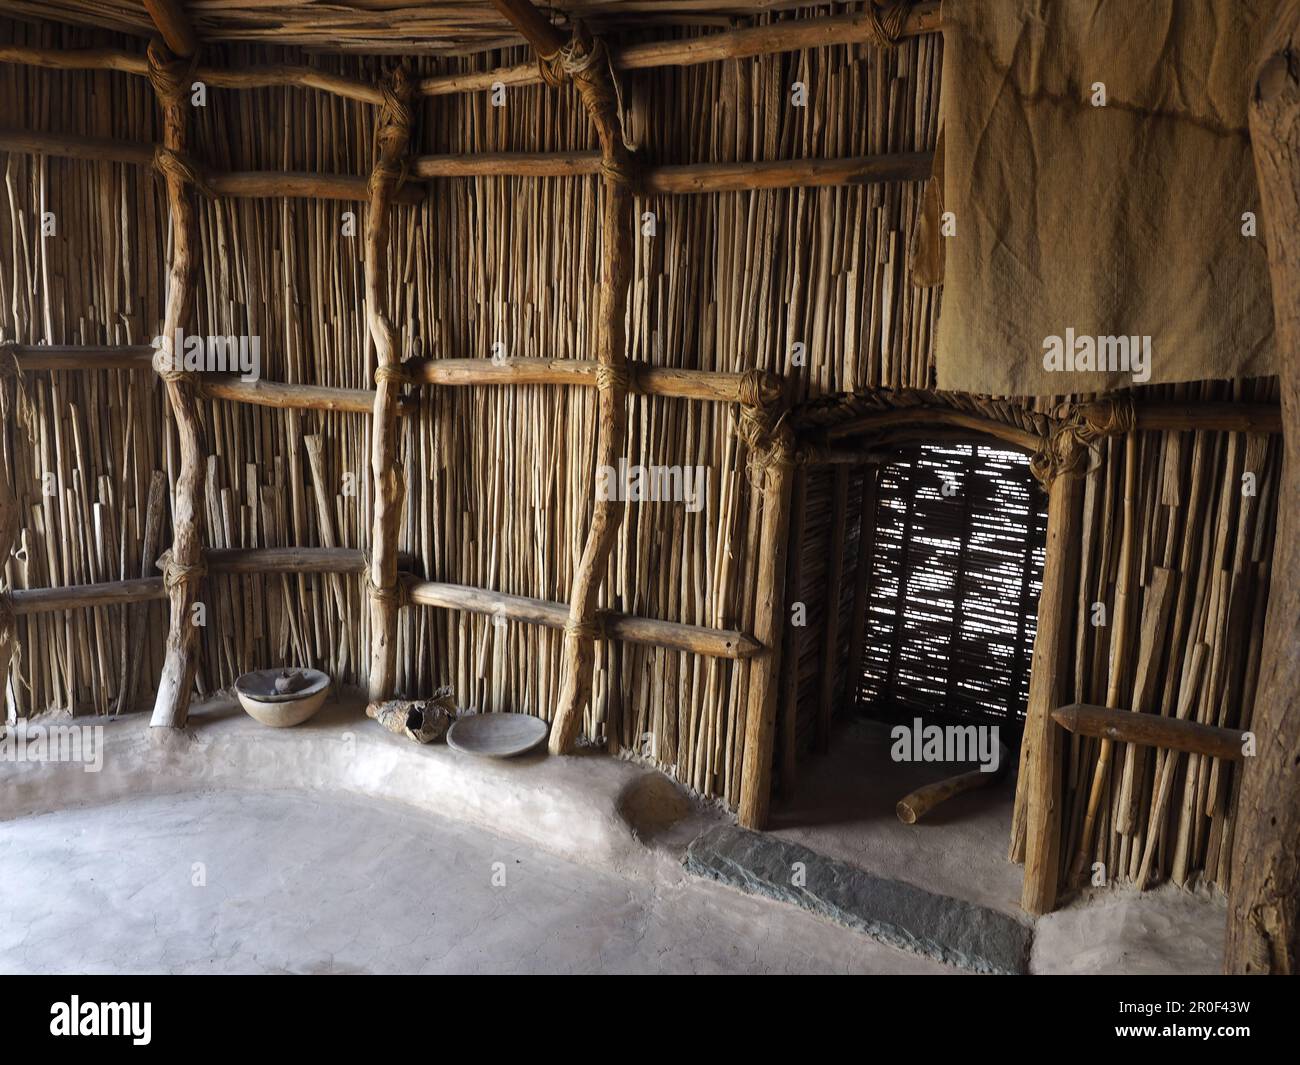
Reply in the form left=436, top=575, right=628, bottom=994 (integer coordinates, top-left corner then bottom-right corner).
left=143, top=0, right=198, bottom=58
left=488, top=0, right=565, bottom=56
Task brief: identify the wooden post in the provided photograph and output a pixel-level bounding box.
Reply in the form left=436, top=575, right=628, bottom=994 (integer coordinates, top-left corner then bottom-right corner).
left=1227, top=0, right=1300, bottom=973
left=844, top=467, right=879, bottom=720
left=816, top=467, right=850, bottom=752
left=1019, top=435, right=1086, bottom=914
left=365, top=65, right=414, bottom=703
left=738, top=441, right=796, bottom=829
left=778, top=468, right=808, bottom=793
left=147, top=38, right=208, bottom=729
left=487, top=3, right=638, bottom=755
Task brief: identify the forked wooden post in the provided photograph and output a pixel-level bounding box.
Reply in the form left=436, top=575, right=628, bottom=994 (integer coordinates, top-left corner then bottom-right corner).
left=487, top=1, right=637, bottom=755
left=365, top=65, right=414, bottom=702
left=1019, top=433, right=1086, bottom=914
left=148, top=37, right=208, bottom=729
left=1227, top=0, right=1300, bottom=973
left=738, top=436, right=796, bottom=829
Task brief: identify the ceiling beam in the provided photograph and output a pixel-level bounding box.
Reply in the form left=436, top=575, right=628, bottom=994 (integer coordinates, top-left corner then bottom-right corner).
left=488, top=0, right=564, bottom=56
left=143, top=0, right=198, bottom=57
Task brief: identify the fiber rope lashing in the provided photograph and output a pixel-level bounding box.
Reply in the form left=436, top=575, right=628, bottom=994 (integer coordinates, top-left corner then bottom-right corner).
left=862, top=0, right=912, bottom=49
left=369, top=65, right=414, bottom=199
left=159, top=549, right=207, bottom=591
left=538, top=22, right=639, bottom=176
left=362, top=553, right=410, bottom=608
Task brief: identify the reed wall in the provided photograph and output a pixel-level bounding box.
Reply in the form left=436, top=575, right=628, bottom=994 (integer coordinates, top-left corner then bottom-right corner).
left=1, top=8, right=940, bottom=811
left=0, top=6, right=1278, bottom=895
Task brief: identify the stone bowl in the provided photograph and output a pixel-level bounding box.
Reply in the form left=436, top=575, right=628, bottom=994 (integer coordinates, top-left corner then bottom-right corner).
left=446, top=712, right=549, bottom=758
left=233, top=668, right=331, bottom=728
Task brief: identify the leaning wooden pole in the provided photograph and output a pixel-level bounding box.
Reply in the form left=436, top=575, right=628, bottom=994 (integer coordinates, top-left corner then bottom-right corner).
left=365, top=65, right=414, bottom=703
left=1019, top=431, right=1086, bottom=914
left=1227, top=0, right=1300, bottom=974
left=148, top=38, right=208, bottom=729
left=488, top=3, right=637, bottom=755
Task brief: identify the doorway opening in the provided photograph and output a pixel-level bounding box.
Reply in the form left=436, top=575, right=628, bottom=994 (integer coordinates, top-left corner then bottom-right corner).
left=769, top=435, right=1048, bottom=912
left=855, top=441, right=1047, bottom=736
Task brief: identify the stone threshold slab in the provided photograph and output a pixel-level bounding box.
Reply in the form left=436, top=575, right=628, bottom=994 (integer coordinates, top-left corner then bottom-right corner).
left=684, top=825, right=1033, bottom=974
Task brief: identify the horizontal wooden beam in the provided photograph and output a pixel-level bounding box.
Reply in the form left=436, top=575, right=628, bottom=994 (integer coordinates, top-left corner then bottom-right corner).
left=1052, top=703, right=1248, bottom=762
left=405, top=357, right=782, bottom=405
left=197, top=375, right=417, bottom=416
left=5, top=347, right=414, bottom=415
left=0, top=130, right=422, bottom=204
left=0, top=45, right=382, bottom=105
left=405, top=579, right=761, bottom=659
left=422, top=2, right=942, bottom=96
left=414, top=151, right=933, bottom=192
left=6, top=550, right=417, bottom=614
left=2, top=129, right=924, bottom=199
left=7, top=344, right=155, bottom=370
left=204, top=547, right=416, bottom=575
left=1076, top=399, right=1283, bottom=436
left=8, top=578, right=165, bottom=614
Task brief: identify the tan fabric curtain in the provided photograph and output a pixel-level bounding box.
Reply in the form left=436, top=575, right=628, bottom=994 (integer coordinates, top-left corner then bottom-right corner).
left=935, top=0, right=1278, bottom=396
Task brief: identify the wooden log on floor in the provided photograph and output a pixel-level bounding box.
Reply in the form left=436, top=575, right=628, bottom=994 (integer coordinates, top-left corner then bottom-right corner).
left=148, top=39, right=207, bottom=730
left=1052, top=704, right=1247, bottom=763
left=1019, top=445, right=1086, bottom=915
left=1227, top=2, right=1300, bottom=974
left=404, top=357, right=781, bottom=405
left=405, top=580, right=759, bottom=659
left=365, top=65, right=414, bottom=703
left=420, top=2, right=941, bottom=96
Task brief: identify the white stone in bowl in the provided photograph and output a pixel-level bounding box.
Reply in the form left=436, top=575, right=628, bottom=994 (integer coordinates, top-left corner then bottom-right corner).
left=447, top=712, right=549, bottom=758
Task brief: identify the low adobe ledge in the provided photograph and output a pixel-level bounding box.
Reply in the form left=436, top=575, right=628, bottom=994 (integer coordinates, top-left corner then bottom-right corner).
left=0, top=694, right=708, bottom=877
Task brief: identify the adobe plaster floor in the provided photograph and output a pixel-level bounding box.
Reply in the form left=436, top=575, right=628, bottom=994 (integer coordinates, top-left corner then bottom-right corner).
left=0, top=695, right=1227, bottom=975
left=0, top=789, right=948, bottom=975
